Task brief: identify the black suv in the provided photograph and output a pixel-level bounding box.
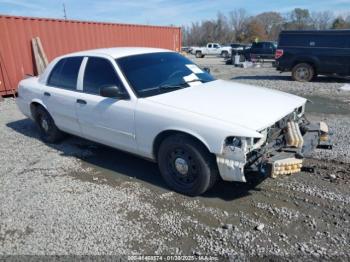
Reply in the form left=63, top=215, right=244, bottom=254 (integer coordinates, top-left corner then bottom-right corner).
left=243, top=41, right=276, bottom=60
left=275, top=30, right=350, bottom=82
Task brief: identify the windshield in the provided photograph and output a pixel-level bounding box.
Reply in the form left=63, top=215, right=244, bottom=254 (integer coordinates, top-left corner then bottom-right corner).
left=116, top=52, right=215, bottom=97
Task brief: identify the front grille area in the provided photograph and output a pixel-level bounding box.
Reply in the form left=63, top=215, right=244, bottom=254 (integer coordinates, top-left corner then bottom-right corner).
left=246, top=112, right=300, bottom=169
left=274, top=112, right=295, bottom=129
left=266, top=113, right=294, bottom=144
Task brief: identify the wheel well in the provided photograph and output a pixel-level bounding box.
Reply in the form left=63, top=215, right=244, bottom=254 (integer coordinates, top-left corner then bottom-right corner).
left=153, top=130, right=211, bottom=161
left=196, top=50, right=202, bottom=54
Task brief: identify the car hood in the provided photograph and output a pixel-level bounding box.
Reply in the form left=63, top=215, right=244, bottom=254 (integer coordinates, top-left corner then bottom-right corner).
left=145, top=80, right=306, bottom=131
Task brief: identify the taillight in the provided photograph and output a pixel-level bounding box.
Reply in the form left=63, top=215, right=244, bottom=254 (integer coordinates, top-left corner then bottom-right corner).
left=275, top=49, right=283, bottom=59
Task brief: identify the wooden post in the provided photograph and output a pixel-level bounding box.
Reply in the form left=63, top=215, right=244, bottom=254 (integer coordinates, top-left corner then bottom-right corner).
left=32, top=37, right=48, bottom=75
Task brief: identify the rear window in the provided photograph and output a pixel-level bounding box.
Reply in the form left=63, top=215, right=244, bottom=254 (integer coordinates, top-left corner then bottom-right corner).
left=48, top=57, right=83, bottom=90
left=279, top=34, right=350, bottom=48
left=263, top=43, right=274, bottom=48
left=252, top=42, right=263, bottom=48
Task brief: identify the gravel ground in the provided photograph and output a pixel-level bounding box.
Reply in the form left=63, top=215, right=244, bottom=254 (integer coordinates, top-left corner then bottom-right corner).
left=0, top=57, right=349, bottom=260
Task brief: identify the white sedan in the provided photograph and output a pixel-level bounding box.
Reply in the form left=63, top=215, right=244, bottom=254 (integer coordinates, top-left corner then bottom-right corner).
left=16, top=47, right=331, bottom=195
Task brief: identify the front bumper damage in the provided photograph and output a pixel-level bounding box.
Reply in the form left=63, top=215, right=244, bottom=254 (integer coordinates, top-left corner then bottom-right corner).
left=217, top=146, right=247, bottom=182
left=216, top=120, right=332, bottom=182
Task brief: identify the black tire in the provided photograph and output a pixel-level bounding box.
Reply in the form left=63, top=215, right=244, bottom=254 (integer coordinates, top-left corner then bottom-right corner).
left=292, top=63, right=315, bottom=82
left=157, top=134, right=218, bottom=196
left=195, top=51, right=203, bottom=58
left=34, top=106, right=64, bottom=143
left=221, top=51, right=229, bottom=58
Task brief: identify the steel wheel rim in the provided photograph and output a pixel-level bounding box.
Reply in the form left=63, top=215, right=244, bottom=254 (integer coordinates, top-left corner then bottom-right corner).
left=40, top=116, right=49, bottom=133
left=296, top=67, right=309, bottom=80
left=166, top=147, right=198, bottom=187
left=174, top=157, right=189, bottom=175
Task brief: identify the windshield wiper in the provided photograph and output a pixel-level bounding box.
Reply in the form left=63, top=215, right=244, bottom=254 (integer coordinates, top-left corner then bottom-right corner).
left=158, top=79, right=207, bottom=89
left=139, top=79, right=208, bottom=94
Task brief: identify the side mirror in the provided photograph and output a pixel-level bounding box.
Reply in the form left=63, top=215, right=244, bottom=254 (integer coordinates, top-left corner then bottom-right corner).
left=203, top=67, right=210, bottom=73
left=100, top=85, right=128, bottom=99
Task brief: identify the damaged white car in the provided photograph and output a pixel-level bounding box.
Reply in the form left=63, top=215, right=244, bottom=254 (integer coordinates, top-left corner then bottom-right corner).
left=16, top=48, right=332, bottom=195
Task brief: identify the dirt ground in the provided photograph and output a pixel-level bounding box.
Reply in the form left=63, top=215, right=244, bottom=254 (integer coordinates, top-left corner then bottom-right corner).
left=0, top=56, right=349, bottom=260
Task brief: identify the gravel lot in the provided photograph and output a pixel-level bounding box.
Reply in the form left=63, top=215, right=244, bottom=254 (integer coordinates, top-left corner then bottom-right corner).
left=0, top=56, right=349, bottom=260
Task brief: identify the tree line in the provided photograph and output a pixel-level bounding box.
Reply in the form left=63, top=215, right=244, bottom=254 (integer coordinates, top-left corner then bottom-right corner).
left=182, top=8, right=350, bottom=46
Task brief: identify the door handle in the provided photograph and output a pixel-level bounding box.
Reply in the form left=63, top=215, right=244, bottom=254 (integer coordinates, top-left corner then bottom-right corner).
left=44, top=92, right=51, bottom=97
left=76, top=99, right=87, bottom=105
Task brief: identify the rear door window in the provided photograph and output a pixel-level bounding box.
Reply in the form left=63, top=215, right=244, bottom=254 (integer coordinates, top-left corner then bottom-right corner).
left=83, top=57, right=124, bottom=95
left=47, top=57, right=83, bottom=90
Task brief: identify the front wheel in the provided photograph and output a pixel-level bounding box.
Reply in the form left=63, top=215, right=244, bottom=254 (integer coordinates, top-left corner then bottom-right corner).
left=157, top=134, right=218, bottom=196
left=292, top=63, right=315, bottom=82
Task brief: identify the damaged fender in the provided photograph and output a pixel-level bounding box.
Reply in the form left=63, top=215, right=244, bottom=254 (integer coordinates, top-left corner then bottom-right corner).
left=216, top=142, right=247, bottom=182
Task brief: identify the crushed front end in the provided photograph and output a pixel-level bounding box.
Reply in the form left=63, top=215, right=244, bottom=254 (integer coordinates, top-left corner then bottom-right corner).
left=216, top=108, right=332, bottom=182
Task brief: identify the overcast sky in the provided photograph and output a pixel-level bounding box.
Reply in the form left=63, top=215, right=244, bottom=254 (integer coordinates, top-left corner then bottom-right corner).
left=0, top=0, right=350, bottom=26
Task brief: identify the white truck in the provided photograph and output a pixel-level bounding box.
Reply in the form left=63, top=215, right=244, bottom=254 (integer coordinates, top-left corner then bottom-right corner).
left=191, top=43, right=231, bottom=58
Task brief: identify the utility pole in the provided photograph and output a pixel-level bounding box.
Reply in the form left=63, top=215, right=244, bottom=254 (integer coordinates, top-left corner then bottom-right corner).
left=63, top=3, right=67, bottom=20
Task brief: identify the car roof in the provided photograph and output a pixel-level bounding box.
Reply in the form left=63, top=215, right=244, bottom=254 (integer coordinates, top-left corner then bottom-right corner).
left=62, top=47, right=173, bottom=59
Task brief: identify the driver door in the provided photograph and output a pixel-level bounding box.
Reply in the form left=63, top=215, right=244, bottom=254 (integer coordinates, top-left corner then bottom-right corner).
left=76, top=56, right=137, bottom=153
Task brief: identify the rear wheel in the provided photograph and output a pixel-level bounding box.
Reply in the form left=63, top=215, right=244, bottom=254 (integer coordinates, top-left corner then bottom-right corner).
left=195, top=51, right=203, bottom=58
left=34, top=106, right=64, bottom=143
left=292, top=63, right=315, bottom=82
left=157, top=134, right=218, bottom=196
left=221, top=51, right=229, bottom=58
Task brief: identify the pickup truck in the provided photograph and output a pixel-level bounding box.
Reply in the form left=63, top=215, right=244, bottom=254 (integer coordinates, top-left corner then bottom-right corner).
left=275, top=30, right=350, bottom=82
left=191, top=43, right=231, bottom=58
left=16, top=47, right=331, bottom=196
left=243, top=41, right=276, bottom=61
